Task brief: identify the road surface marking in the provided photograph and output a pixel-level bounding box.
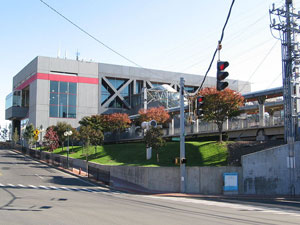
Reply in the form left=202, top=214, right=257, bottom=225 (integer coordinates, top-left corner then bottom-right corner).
left=60, top=187, right=71, bottom=191
left=28, top=185, right=38, bottom=189
left=39, top=185, right=50, bottom=190
left=0, top=183, right=112, bottom=195
left=35, top=174, right=44, bottom=179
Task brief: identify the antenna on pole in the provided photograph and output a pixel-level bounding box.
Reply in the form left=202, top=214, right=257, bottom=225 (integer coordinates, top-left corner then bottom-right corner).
left=76, top=49, right=80, bottom=61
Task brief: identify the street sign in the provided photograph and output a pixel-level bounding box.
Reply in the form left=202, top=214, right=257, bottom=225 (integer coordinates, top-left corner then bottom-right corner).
left=172, top=137, right=180, bottom=142
left=33, top=129, right=40, bottom=136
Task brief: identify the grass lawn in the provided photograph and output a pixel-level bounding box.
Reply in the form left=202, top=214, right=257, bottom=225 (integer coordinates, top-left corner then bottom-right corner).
left=50, top=141, right=228, bottom=167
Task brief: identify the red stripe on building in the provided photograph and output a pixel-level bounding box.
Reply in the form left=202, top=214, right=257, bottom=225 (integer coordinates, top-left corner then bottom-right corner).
left=15, top=73, right=99, bottom=90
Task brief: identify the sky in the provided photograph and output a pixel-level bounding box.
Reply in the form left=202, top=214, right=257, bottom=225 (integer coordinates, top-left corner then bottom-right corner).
left=1, top=0, right=300, bottom=128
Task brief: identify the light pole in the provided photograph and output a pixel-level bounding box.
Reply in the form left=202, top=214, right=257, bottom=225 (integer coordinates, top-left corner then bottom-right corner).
left=39, top=125, right=44, bottom=150
left=64, top=129, right=73, bottom=169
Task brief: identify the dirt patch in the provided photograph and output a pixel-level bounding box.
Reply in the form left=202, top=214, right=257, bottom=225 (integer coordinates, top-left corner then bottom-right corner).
left=227, top=140, right=285, bottom=166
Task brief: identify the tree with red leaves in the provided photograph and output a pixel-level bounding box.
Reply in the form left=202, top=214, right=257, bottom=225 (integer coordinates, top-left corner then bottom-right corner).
left=199, top=87, right=244, bottom=142
left=138, top=106, right=170, bottom=124
left=105, top=113, right=131, bottom=132
left=44, top=127, right=59, bottom=152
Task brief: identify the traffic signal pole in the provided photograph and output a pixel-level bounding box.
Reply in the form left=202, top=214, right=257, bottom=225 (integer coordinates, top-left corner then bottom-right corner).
left=180, top=77, right=186, bottom=193
left=270, top=0, right=299, bottom=196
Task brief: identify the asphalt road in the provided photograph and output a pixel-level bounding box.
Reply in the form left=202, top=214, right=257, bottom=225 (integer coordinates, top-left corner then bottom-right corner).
left=0, top=149, right=300, bottom=225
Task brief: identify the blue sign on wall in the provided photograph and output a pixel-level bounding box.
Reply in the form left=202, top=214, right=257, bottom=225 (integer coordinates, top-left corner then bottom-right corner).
left=223, top=172, right=238, bottom=191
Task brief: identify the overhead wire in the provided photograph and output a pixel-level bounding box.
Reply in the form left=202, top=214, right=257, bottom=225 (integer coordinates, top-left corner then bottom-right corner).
left=159, top=1, right=266, bottom=67
left=193, top=0, right=236, bottom=95
left=40, top=0, right=145, bottom=69
left=267, top=72, right=282, bottom=89
left=239, top=40, right=280, bottom=93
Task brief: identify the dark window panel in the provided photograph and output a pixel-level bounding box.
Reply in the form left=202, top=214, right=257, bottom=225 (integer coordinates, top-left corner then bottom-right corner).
left=50, top=81, right=58, bottom=93
left=59, top=105, right=68, bottom=118
left=50, top=93, right=58, bottom=105
left=68, top=106, right=76, bottom=118
left=59, top=93, right=68, bottom=106
left=69, top=82, right=77, bottom=94
left=49, top=105, right=58, bottom=117
left=59, top=82, right=68, bottom=93
left=68, top=94, right=76, bottom=107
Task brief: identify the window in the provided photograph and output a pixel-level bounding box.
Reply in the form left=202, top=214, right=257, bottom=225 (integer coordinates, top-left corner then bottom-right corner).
left=136, top=80, right=143, bottom=94
left=49, top=81, right=77, bottom=118
left=184, top=86, right=197, bottom=93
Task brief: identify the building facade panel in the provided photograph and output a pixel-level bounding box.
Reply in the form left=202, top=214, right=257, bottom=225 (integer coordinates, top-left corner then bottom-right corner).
left=6, top=56, right=251, bottom=134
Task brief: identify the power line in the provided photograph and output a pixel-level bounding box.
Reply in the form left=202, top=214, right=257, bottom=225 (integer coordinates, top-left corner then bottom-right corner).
left=40, top=0, right=144, bottom=69
left=266, top=72, right=282, bottom=89
left=239, top=40, right=279, bottom=93
left=193, top=0, right=236, bottom=95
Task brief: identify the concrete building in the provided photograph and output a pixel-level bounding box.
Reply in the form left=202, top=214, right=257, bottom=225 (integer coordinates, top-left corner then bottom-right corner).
left=5, top=56, right=251, bottom=134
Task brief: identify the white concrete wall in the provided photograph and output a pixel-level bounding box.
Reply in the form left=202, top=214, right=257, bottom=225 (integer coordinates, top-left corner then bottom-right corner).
left=242, top=141, right=300, bottom=195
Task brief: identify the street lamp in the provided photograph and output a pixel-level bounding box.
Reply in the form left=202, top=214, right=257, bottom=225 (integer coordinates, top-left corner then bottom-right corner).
left=64, top=129, right=73, bottom=169
left=39, top=125, right=44, bottom=149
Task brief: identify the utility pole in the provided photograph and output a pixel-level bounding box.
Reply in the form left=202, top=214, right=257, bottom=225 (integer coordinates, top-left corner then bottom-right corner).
left=179, top=77, right=186, bottom=193
left=270, top=0, right=299, bottom=195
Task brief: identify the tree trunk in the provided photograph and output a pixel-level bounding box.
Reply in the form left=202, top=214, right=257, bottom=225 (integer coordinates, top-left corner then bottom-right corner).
left=217, top=123, right=223, bottom=142
left=86, top=153, right=88, bottom=177
left=94, top=146, right=97, bottom=154
left=156, top=152, right=159, bottom=163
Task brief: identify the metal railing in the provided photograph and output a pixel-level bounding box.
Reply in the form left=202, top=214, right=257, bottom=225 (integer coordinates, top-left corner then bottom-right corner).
left=104, top=116, right=285, bottom=142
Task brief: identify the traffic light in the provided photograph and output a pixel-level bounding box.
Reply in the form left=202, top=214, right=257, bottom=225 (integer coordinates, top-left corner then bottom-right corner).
left=217, top=61, right=229, bottom=91
left=196, top=96, right=205, bottom=117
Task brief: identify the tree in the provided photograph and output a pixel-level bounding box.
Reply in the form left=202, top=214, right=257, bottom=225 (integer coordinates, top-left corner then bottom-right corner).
left=89, top=128, right=104, bottom=154
left=138, top=106, right=170, bottom=125
left=105, top=113, right=131, bottom=132
left=43, top=127, right=59, bottom=152
left=79, top=125, right=94, bottom=172
left=144, top=127, right=166, bottom=163
left=199, top=87, right=244, bottom=142
left=79, top=114, right=108, bottom=131
left=1, top=127, right=8, bottom=141
left=70, top=127, right=80, bottom=152
left=23, top=124, right=35, bottom=148
left=12, top=128, right=19, bottom=147
left=52, top=122, right=72, bottom=151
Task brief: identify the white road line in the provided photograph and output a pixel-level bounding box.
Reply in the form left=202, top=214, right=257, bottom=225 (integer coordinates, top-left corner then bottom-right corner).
left=35, top=174, right=44, bottom=179
left=49, top=186, right=59, bottom=190
left=39, top=185, right=50, bottom=190
left=81, top=188, right=92, bottom=192
left=60, top=187, right=71, bottom=191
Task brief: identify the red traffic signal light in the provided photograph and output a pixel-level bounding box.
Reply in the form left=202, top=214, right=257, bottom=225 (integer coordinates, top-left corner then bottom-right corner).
left=217, top=61, right=229, bottom=91
left=197, top=96, right=204, bottom=103
left=196, top=96, right=205, bottom=117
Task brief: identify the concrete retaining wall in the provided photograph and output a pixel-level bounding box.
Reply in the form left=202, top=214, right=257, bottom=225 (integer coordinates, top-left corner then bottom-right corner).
left=242, top=141, right=300, bottom=195
left=88, top=162, right=242, bottom=194
left=14, top=147, right=242, bottom=194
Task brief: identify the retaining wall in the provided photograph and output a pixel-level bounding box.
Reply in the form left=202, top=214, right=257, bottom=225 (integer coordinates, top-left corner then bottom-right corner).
left=11, top=147, right=242, bottom=194
left=242, top=141, right=300, bottom=195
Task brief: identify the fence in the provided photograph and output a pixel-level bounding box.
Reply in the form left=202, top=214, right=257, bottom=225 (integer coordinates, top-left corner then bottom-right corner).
left=104, top=116, right=285, bottom=142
